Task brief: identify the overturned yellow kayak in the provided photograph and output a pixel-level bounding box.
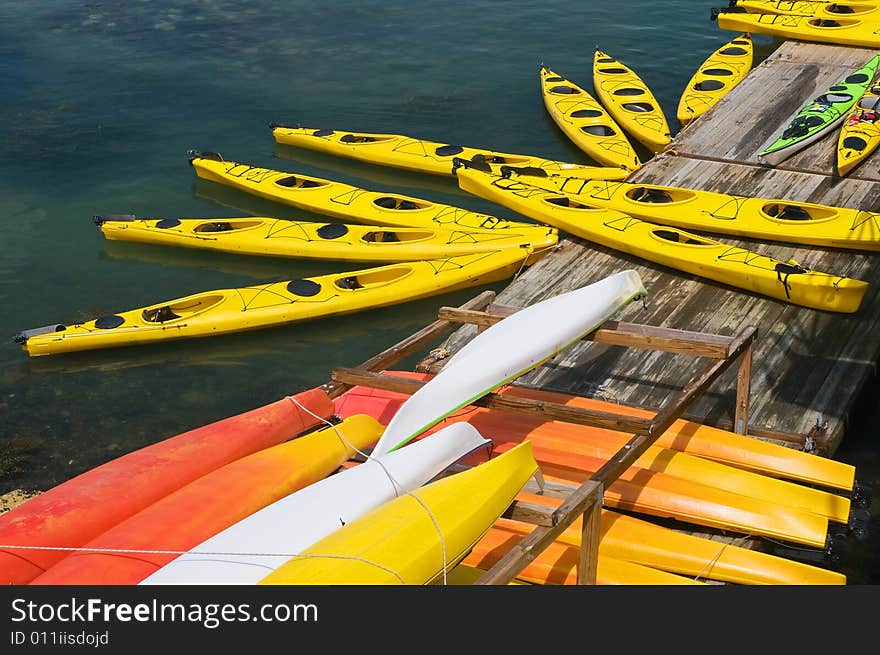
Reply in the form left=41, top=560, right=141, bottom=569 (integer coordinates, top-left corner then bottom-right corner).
left=539, top=66, right=640, bottom=172
left=464, top=525, right=707, bottom=585
left=509, top=169, right=880, bottom=251
left=95, top=214, right=558, bottom=264
left=677, top=33, right=753, bottom=127
left=497, top=497, right=846, bottom=585
left=837, top=84, right=880, bottom=176
left=187, top=150, right=551, bottom=238
left=593, top=49, right=672, bottom=153
left=269, top=123, right=629, bottom=180
left=713, top=8, right=880, bottom=48
left=455, top=164, right=869, bottom=312
left=14, top=248, right=535, bottom=357
left=259, top=441, right=537, bottom=585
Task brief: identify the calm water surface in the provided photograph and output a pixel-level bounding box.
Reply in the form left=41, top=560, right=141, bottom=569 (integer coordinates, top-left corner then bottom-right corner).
left=1, top=1, right=876, bottom=583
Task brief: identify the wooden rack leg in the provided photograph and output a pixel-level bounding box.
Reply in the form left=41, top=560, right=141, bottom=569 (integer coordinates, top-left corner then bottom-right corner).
left=576, top=485, right=603, bottom=585
left=735, top=342, right=753, bottom=435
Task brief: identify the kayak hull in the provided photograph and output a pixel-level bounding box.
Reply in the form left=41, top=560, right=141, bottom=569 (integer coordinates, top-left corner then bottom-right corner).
left=0, top=387, right=333, bottom=585
left=677, top=34, right=753, bottom=126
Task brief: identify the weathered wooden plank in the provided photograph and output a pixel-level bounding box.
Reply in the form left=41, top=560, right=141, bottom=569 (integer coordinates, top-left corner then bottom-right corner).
left=437, top=307, right=733, bottom=358
left=330, top=368, right=653, bottom=433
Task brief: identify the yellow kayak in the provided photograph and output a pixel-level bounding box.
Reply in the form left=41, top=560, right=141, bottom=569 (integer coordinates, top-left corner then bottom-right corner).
left=94, top=214, right=558, bottom=263
left=593, top=49, right=672, bottom=153
left=455, top=164, right=868, bottom=313
left=187, top=150, right=553, bottom=242
left=464, top=526, right=707, bottom=585
left=269, top=123, right=629, bottom=181
left=494, top=497, right=846, bottom=585
left=837, top=84, right=880, bottom=176
left=677, top=33, right=753, bottom=127
left=539, top=66, right=641, bottom=172
left=713, top=8, right=880, bottom=48
left=509, top=169, right=880, bottom=251
left=731, top=0, right=880, bottom=19
left=259, top=441, right=538, bottom=585
left=14, top=248, right=534, bottom=357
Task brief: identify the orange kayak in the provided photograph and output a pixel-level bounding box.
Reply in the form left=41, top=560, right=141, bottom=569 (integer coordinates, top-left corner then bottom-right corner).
left=0, top=387, right=334, bottom=585
left=334, top=371, right=855, bottom=491
left=31, top=415, right=383, bottom=585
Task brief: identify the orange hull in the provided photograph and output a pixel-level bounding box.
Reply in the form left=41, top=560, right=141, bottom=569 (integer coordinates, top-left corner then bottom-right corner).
left=334, top=371, right=855, bottom=490
left=31, top=415, right=383, bottom=585
left=0, top=387, right=334, bottom=585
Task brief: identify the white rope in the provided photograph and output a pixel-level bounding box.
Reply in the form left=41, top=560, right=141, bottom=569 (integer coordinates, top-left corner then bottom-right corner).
left=286, top=394, right=451, bottom=585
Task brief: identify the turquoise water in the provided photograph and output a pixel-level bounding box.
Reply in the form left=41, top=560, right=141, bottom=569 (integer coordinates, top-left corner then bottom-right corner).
left=1, top=1, right=876, bottom=583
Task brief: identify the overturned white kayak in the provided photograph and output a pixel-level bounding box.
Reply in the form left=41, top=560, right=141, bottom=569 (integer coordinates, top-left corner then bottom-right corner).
left=140, top=422, right=490, bottom=585
left=371, top=270, right=648, bottom=457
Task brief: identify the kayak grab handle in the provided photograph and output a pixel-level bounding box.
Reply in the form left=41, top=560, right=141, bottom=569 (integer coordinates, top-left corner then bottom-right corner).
left=93, top=214, right=137, bottom=227
left=186, top=149, right=224, bottom=164
left=12, top=324, right=67, bottom=344
left=710, top=6, right=745, bottom=20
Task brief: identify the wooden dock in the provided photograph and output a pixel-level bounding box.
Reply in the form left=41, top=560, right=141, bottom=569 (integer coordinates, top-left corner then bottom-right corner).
left=427, top=40, right=880, bottom=457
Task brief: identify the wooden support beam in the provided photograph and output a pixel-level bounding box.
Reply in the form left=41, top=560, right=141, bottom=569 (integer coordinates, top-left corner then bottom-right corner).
left=502, top=500, right=555, bottom=527
left=330, top=368, right=653, bottom=434
left=437, top=307, right=733, bottom=358
left=577, top=484, right=603, bottom=585
left=735, top=341, right=753, bottom=435
left=322, top=290, right=495, bottom=399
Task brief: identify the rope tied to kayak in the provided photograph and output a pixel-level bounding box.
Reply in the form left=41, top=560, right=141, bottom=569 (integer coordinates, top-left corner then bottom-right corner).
left=285, top=393, right=452, bottom=585
left=0, top=543, right=408, bottom=584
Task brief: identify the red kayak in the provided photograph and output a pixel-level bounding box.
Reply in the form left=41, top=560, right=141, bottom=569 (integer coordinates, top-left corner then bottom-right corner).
left=31, top=414, right=383, bottom=585
left=0, top=387, right=334, bottom=585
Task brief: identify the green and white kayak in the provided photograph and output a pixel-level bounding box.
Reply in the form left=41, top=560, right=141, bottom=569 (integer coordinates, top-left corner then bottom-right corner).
left=759, top=53, right=880, bottom=166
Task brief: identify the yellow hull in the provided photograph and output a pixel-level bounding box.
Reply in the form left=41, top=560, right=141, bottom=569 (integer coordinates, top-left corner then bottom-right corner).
left=539, top=66, right=641, bottom=171
left=491, top=500, right=846, bottom=585
left=187, top=151, right=553, bottom=243
left=512, top=170, right=880, bottom=251
left=16, top=249, right=534, bottom=357
left=259, top=441, right=538, bottom=585
left=96, top=215, right=558, bottom=263
left=837, top=89, right=880, bottom=177
left=733, top=0, right=880, bottom=19
left=456, top=166, right=868, bottom=312
left=716, top=11, right=880, bottom=48
left=269, top=123, right=630, bottom=181
left=677, top=34, right=753, bottom=126
left=593, top=50, right=672, bottom=153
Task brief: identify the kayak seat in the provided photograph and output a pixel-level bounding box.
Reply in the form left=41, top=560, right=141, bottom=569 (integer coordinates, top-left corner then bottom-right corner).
left=198, top=222, right=234, bottom=233
left=362, top=231, right=401, bottom=243
left=142, top=306, right=180, bottom=323
left=764, top=204, right=812, bottom=221
left=373, top=196, right=422, bottom=211
left=571, top=109, right=603, bottom=118
left=629, top=187, right=674, bottom=203
left=340, top=134, right=378, bottom=143
left=653, top=229, right=706, bottom=246
left=275, top=175, right=323, bottom=189
left=336, top=276, right=364, bottom=290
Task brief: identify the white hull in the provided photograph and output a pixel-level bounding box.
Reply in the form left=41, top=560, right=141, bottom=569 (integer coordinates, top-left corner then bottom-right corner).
left=371, top=270, right=647, bottom=456
left=140, top=422, right=490, bottom=585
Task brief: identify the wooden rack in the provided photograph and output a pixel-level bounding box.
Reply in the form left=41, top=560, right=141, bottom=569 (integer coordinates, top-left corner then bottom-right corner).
left=324, top=289, right=757, bottom=585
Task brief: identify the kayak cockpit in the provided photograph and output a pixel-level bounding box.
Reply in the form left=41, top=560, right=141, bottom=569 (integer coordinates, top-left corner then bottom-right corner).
left=372, top=196, right=431, bottom=211
left=762, top=203, right=837, bottom=222
left=192, top=219, right=265, bottom=233
left=141, top=295, right=224, bottom=323
left=362, top=230, right=429, bottom=243
left=273, top=175, right=328, bottom=190
left=625, top=186, right=695, bottom=204
left=334, top=266, right=412, bottom=291
left=651, top=229, right=713, bottom=246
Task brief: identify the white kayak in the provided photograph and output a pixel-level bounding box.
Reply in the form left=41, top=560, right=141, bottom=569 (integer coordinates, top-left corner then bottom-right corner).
left=140, top=422, right=490, bottom=585
left=370, top=270, right=648, bottom=457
